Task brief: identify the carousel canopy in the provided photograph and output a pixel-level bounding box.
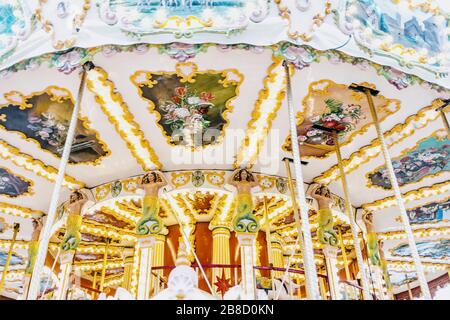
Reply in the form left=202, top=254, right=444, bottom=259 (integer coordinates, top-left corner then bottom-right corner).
left=0, top=0, right=449, bottom=300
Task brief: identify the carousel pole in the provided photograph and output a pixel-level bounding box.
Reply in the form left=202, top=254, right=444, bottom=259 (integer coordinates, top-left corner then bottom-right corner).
left=263, top=196, right=275, bottom=292
left=0, top=223, right=20, bottom=294
left=331, top=130, right=372, bottom=299
left=283, top=61, right=321, bottom=300
left=99, top=238, right=111, bottom=293
left=436, top=99, right=450, bottom=139
left=39, top=246, right=61, bottom=300
left=350, top=84, right=431, bottom=299
left=27, top=62, right=95, bottom=300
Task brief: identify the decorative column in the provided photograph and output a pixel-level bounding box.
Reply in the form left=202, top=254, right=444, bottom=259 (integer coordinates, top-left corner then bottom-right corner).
left=379, top=240, right=393, bottom=300
left=55, top=191, right=86, bottom=300
left=135, top=171, right=167, bottom=300
left=351, top=83, right=431, bottom=299
left=229, top=168, right=260, bottom=300
left=151, top=234, right=166, bottom=295
left=122, top=248, right=134, bottom=291
left=211, top=226, right=231, bottom=294
left=236, top=233, right=258, bottom=299
left=23, top=218, right=43, bottom=298
left=323, top=245, right=341, bottom=300
left=270, top=238, right=285, bottom=279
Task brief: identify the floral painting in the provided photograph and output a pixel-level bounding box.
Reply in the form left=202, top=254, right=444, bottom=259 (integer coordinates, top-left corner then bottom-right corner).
left=368, top=135, right=450, bottom=189
left=407, top=198, right=450, bottom=224
left=283, top=80, right=399, bottom=157
left=0, top=90, right=109, bottom=164
left=136, top=72, right=238, bottom=148
left=0, top=167, right=31, bottom=197
left=392, top=240, right=450, bottom=260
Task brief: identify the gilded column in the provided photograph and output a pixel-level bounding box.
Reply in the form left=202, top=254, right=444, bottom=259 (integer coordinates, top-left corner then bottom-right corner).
left=211, top=227, right=231, bottom=289
left=121, top=248, right=134, bottom=291
left=135, top=171, right=167, bottom=300
left=270, top=238, right=285, bottom=279
left=151, top=234, right=166, bottom=295
left=23, top=217, right=43, bottom=299
left=56, top=191, right=87, bottom=300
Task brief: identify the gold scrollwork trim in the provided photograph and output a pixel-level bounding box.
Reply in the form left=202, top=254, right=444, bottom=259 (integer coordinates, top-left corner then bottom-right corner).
left=235, top=56, right=286, bottom=168
left=314, top=99, right=445, bottom=185
left=87, top=67, right=162, bottom=171
left=130, top=61, right=244, bottom=151
left=0, top=202, right=45, bottom=218
left=363, top=180, right=450, bottom=212
left=171, top=172, right=191, bottom=188
left=0, top=140, right=84, bottom=189
left=365, top=129, right=450, bottom=191
left=205, top=171, right=225, bottom=187
left=0, top=86, right=110, bottom=167
left=274, top=0, right=332, bottom=42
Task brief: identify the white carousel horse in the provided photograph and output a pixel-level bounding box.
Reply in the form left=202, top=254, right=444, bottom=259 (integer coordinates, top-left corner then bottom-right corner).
left=97, top=287, right=134, bottom=300
left=223, top=278, right=300, bottom=300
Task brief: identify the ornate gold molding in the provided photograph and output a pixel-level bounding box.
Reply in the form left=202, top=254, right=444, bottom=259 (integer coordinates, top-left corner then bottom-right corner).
left=314, top=99, right=446, bottom=185
left=235, top=56, right=286, bottom=168
left=86, top=67, right=162, bottom=171
left=0, top=140, right=84, bottom=189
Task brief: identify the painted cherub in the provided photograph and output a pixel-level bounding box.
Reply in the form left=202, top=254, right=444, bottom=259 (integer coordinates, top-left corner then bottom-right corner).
left=362, top=211, right=381, bottom=266
left=136, top=171, right=168, bottom=235
left=228, top=168, right=259, bottom=233
left=61, top=190, right=88, bottom=252
left=310, top=184, right=338, bottom=246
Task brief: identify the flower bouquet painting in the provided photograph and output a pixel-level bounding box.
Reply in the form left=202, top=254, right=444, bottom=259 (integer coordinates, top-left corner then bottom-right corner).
left=283, top=80, right=399, bottom=158
left=297, top=98, right=362, bottom=147
left=138, top=72, right=238, bottom=148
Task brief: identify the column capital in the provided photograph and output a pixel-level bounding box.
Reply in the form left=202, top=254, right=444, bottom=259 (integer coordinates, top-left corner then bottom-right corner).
left=138, top=236, right=156, bottom=249
left=236, top=232, right=256, bottom=246
left=60, top=250, right=76, bottom=264
left=323, top=245, right=339, bottom=258
left=211, top=226, right=231, bottom=236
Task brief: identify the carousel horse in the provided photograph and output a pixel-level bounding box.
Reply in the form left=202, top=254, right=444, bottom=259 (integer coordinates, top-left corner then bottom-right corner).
left=97, top=287, right=134, bottom=300
left=223, top=278, right=299, bottom=300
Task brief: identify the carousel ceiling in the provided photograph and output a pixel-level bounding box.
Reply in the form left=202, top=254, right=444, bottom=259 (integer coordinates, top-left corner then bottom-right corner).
left=0, top=0, right=449, bottom=298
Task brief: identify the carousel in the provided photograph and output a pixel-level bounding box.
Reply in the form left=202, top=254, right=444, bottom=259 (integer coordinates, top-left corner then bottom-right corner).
left=0, top=0, right=449, bottom=301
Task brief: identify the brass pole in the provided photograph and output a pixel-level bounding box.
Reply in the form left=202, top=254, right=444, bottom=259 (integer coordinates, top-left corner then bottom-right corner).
left=337, top=226, right=351, bottom=281
left=263, top=196, right=275, bottom=292
left=283, top=158, right=305, bottom=259
left=92, top=271, right=98, bottom=299
left=406, top=279, right=413, bottom=300
left=0, top=223, right=20, bottom=294
left=354, top=84, right=431, bottom=299
left=99, top=238, right=111, bottom=292
left=332, top=130, right=371, bottom=299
